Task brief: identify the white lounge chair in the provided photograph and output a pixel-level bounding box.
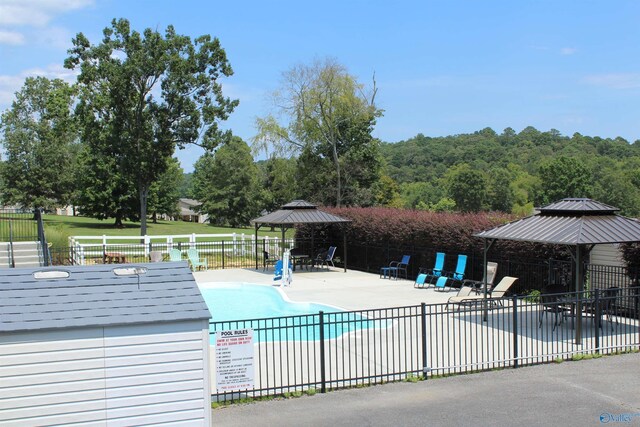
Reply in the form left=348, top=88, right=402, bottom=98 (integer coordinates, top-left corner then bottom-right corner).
left=447, top=276, right=518, bottom=310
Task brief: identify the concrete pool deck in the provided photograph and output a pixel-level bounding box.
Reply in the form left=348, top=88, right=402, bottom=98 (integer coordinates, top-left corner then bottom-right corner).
left=193, top=267, right=456, bottom=310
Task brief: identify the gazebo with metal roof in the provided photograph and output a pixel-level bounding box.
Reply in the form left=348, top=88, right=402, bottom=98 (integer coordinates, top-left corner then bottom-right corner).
left=475, top=198, right=640, bottom=342
left=251, top=200, right=351, bottom=272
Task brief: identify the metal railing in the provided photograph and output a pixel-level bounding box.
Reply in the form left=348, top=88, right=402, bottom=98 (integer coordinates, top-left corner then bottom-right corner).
left=0, top=208, right=48, bottom=267
left=210, top=288, right=640, bottom=402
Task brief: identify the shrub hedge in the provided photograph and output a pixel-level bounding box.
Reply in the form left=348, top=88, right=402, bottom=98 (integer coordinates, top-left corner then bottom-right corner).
left=297, top=207, right=565, bottom=261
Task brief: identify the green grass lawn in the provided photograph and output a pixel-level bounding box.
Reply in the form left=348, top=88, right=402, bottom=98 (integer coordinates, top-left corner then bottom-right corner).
left=43, top=214, right=290, bottom=246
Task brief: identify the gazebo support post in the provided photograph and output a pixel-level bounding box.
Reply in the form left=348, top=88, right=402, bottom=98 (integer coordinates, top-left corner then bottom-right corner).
left=483, top=239, right=495, bottom=322
left=343, top=225, right=347, bottom=272
left=254, top=223, right=260, bottom=270
left=311, top=224, right=315, bottom=266
left=571, top=244, right=595, bottom=344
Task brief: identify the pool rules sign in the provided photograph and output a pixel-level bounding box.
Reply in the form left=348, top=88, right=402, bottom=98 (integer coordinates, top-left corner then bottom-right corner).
left=215, top=329, right=255, bottom=391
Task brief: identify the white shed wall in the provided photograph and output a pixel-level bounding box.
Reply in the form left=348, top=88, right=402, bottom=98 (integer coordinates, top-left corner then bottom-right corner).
left=0, top=320, right=211, bottom=427
left=590, top=244, right=624, bottom=267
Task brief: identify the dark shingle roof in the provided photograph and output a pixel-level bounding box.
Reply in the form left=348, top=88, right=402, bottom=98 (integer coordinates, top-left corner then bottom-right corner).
left=475, top=198, right=640, bottom=245
left=0, top=262, right=211, bottom=333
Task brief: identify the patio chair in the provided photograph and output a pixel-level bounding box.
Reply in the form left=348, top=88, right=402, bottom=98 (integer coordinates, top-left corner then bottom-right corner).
left=263, top=250, right=280, bottom=271
left=446, top=276, right=518, bottom=310
left=414, top=272, right=429, bottom=288
left=187, top=248, right=208, bottom=271
left=590, top=286, right=621, bottom=330
left=445, top=254, right=467, bottom=289
left=381, top=255, right=410, bottom=280
left=169, top=248, right=183, bottom=262
left=314, top=246, right=336, bottom=269
left=416, top=252, right=446, bottom=286
left=538, top=283, right=571, bottom=330
left=433, top=276, right=450, bottom=292
left=463, top=262, right=498, bottom=294
left=149, top=251, right=163, bottom=262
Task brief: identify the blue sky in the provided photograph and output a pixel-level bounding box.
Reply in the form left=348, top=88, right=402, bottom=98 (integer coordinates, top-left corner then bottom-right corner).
left=1, top=0, right=639, bottom=172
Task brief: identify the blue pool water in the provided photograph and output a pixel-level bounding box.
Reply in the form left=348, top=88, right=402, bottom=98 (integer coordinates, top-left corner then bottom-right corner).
left=199, top=283, right=385, bottom=342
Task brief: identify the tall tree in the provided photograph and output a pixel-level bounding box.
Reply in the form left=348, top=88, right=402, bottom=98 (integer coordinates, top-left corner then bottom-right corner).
left=0, top=77, right=77, bottom=210
left=253, top=58, right=382, bottom=207
left=74, top=143, right=139, bottom=225
left=539, top=156, right=591, bottom=204
left=192, top=137, right=260, bottom=227
left=148, top=157, right=183, bottom=222
left=260, top=157, right=297, bottom=213
left=445, top=163, right=487, bottom=212
left=65, top=18, right=238, bottom=234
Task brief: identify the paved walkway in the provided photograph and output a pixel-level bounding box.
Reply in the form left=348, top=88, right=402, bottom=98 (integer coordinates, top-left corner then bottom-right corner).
left=212, top=352, right=640, bottom=427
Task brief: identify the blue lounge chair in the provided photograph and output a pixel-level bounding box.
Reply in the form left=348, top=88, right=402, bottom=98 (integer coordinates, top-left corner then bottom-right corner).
left=314, top=246, right=336, bottom=269
left=381, top=255, right=411, bottom=280
left=433, top=276, right=450, bottom=292
left=414, top=272, right=428, bottom=288
left=415, top=252, right=445, bottom=287
left=447, top=254, right=468, bottom=288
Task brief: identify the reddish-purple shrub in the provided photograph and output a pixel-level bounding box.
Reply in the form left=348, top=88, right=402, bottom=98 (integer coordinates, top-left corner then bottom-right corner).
left=297, top=207, right=567, bottom=262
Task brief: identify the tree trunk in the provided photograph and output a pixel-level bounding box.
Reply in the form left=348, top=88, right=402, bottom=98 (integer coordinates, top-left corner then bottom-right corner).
left=114, top=212, right=123, bottom=228
left=152, top=211, right=157, bottom=224
left=139, top=185, right=148, bottom=237
left=332, top=142, right=342, bottom=207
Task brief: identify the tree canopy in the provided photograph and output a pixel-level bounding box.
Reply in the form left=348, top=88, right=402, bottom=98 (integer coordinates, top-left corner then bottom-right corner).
left=252, top=58, right=383, bottom=207
left=0, top=77, right=77, bottom=210
left=65, top=18, right=238, bottom=232
left=381, top=128, right=640, bottom=216
left=192, top=137, right=260, bottom=227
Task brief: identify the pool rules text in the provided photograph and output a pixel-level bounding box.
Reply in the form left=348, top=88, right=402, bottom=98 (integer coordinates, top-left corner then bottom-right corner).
left=215, top=329, right=255, bottom=392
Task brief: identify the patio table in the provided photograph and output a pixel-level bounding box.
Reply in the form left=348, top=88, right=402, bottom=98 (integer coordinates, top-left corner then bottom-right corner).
left=291, top=254, right=310, bottom=271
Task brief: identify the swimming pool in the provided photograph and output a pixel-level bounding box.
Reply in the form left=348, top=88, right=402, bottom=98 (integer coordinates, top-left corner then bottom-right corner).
left=199, top=283, right=386, bottom=342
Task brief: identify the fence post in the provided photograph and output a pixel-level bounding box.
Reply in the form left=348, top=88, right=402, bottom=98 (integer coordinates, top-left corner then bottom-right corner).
left=34, top=208, right=49, bottom=266
left=421, top=303, right=428, bottom=378
left=512, top=295, right=518, bottom=369
left=319, top=311, right=326, bottom=393
left=221, top=240, right=225, bottom=269
left=594, top=289, right=600, bottom=353
left=8, top=221, right=15, bottom=268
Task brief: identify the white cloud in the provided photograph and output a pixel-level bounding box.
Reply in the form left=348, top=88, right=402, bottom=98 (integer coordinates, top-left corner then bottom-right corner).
left=0, top=0, right=93, bottom=27
left=0, top=64, right=78, bottom=107
left=560, top=47, right=577, bottom=55
left=34, top=26, right=73, bottom=50
left=0, top=30, right=25, bottom=45
left=583, top=73, right=640, bottom=90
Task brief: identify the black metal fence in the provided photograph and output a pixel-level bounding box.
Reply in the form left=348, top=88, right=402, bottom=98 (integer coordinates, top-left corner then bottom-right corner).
left=210, top=288, right=640, bottom=402
left=0, top=208, right=49, bottom=267
left=0, top=208, right=39, bottom=242
left=48, top=238, right=639, bottom=296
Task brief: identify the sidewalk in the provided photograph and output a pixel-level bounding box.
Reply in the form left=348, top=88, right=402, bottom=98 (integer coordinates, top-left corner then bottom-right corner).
left=212, top=352, right=640, bottom=427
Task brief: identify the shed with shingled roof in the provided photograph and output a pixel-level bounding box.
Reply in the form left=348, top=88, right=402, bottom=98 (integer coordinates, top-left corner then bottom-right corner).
left=0, top=261, right=212, bottom=426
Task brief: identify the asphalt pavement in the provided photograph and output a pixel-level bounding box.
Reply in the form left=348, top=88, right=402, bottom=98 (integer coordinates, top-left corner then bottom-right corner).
left=212, top=352, right=640, bottom=427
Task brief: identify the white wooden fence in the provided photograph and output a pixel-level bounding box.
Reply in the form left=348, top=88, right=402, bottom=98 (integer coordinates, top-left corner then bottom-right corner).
left=68, top=234, right=294, bottom=265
